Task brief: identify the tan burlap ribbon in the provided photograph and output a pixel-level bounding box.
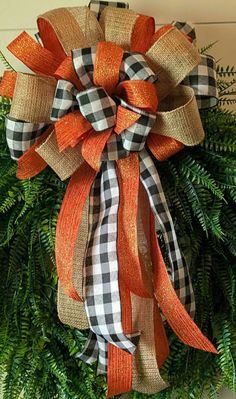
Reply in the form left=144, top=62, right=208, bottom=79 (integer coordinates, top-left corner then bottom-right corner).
left=36, top=132, right=84, bottom=181
left=9, top=74, right=56, bottom=123
left=153, top=86, right=205, bottom=145
left=147, top=27, right=201, bottom=100
left=100, top=7, right=138, bottom=49
left=57, top=199, right=90, bottom=329
left=37, top=7, right=104, bottom=55
left=132, top=295, right=168, bottom=393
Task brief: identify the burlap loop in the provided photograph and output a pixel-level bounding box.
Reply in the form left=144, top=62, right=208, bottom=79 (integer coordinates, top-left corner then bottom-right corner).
left=35, top=132, right=84, bottom=180
left=38, top=7, right=104, bottom=56
left=9, top=73, right=56, bottom=123
left=146, top=27, right=201, bottom=100
left=100, top=7, right=138, bottom=49
left=152, top=86, right=205, bottom=146
left=69, top=7, right=104, bottom=46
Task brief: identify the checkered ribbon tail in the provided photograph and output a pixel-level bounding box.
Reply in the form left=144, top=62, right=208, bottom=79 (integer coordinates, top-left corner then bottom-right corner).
left=139, top=149, right=196, bottom=316
left=89, top=0, right=129, bottom=19
left=83, top=162, right=140, bottom=356
left=172, top=21, right=219, bottom=109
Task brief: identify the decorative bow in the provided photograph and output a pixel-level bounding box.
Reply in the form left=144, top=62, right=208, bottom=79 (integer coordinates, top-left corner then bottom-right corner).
left=0, top=2, right=219, bottom=397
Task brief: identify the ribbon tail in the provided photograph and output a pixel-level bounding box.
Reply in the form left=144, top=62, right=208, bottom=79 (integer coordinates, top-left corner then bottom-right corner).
left=16, top=127, right=52, bottom=179
left=107, top=284, right=133, bottom=398
left=140, top=149, right=196, bottom=316
left=97, top=335, right=108, bottom=375
left=116, top=153, right=152, bottom=298
left=76, top=330, right=99, bottom=365
left=150, top=212, right=217, bottom=354
left=56, top=162, right=96, bottom=300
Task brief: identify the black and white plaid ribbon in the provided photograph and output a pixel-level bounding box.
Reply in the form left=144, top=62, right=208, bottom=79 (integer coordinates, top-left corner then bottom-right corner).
left=139, top=149, right=195, bottom=317
left=5, top=116, right=47, bottom=160
left=76, top=164, right=139, bottom=373
left=172, top=21, right=219, bottom=109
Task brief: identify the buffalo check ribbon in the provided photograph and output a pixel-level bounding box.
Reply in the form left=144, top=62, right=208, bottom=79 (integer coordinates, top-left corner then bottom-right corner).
left=0, top=2, right=218, bottom=397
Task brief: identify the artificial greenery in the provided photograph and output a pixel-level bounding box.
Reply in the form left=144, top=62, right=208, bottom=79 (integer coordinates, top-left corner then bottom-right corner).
left=0, top=57, right=236, bottom=399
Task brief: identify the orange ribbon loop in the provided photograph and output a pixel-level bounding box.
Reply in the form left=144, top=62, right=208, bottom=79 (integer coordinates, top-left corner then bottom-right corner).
left=54, top=56, right=83, bottom=90
left=116, top=80, right=158, bottom=112
left=115, top=105, right=141, bottom=134
left=94, top=42, right=124, bottom=95
left=54, top=111, right=92, bottom=152
left=147, top=133, right=184, bottom=161
left=81, top=128, right=113, bottom=171
left=7, top=32, right=62, bottom=76
left=131, top=15, right=155, bottom=53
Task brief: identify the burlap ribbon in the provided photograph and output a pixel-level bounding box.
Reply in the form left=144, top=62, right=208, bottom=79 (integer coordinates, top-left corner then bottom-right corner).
left=0, top=2, right=219, bottom=397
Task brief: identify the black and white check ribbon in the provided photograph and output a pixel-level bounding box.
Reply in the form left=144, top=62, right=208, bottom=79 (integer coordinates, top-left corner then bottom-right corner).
left=76, top=165, right=139, bottom=374
left=5, top=116, right=47, bottom=160
left=139, top=149, right=195, bottom=317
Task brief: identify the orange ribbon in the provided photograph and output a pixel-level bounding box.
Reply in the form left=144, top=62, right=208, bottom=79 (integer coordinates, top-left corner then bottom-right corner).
left=7, top=31, right=62, bottom=76
left=0, top=71, right=17, bottom=98
left=116, top=153, right=152, bottom=298
left=131, top=15, right=155, bottom=53
left=56, top=163, right=96, bottom=301
left=150, top=211, right=217, bottom=354
left=17, top=127, right=53, bottom=179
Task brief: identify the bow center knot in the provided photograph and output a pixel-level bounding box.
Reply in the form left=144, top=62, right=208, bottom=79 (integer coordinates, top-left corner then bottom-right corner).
left=76, top=86, right=117, bottom=132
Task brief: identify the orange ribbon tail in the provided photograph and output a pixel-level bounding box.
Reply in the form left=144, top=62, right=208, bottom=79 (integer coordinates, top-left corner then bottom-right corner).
left=16, top=127, right=53, bottom=179
left=107, top=285, right=133, bottom=398
left=56, top=163, right=96, bottom=300
left=150, top=211, right=217, bottom=354
left=116, top=153, right=152, bottom=298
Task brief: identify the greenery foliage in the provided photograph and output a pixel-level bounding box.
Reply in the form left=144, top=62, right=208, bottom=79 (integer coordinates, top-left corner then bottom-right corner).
left=0, top=63, right=236, bottom=399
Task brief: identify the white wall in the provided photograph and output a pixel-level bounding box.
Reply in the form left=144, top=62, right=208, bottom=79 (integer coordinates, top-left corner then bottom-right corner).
left=0, top=1, right=236, bottom=398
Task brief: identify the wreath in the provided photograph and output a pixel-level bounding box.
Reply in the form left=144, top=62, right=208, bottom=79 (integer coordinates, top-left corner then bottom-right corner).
left=0, top=1, right=235, bottom=398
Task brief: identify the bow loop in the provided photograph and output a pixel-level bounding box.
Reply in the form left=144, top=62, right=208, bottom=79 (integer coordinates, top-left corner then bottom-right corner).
left=120, top=51, right=157, bottom=83
left=50, top=79, right=79, bottom=122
